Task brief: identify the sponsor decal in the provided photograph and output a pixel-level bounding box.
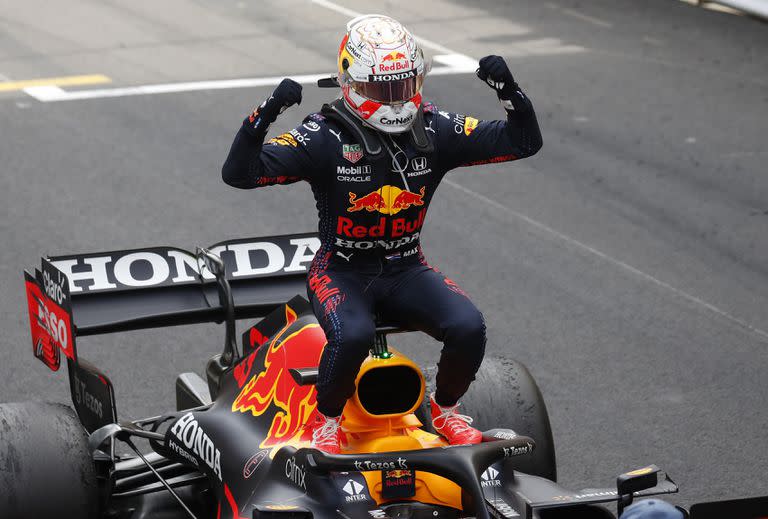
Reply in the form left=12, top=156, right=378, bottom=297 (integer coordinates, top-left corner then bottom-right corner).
left=493, top=430, right=518, bottom=440
left=382, top=51, right=406, bottom=62
left=336, top=251, right=353, bottom=262
left=380, top=114, right=414, bottom=126
left=487, top=498, right=520, bottom=518
left=266, top=505, right=300, bottom=511
left=450, top=113, right=480, bottom=135
left=169, top=413, right=222, bottom=480
left=337, top=165, right=371, bottom=182
left=369, top=70, right=416, bottom=82
left=24, top=261, right=77, bottom=370
left=503, top=442, right=534, bottom=458
left=343, top=143, right=364, bottom=163
left=303, top=121, right=321, bottom=132
left=49, top=236, right=320, bottom=293
left=382, top=469, right=415, bottom=499
left=378, top=52, right=410, bottom=72
left=369, top=510, right=388, bottom=519
left=342, top=479, right=368, bottom=502
left=72, top=372, right=103, bottom=419
left=551, top=490, right=618, bottom=502
left=289, top=129, right=311, bottom=146
left=336, top=208, right=426, bottom=239
left=481, top=466, right=502, bottom=488
left=352, top=457, right=408, bottom=471
left=231, top=306, right=326, bottom=452
left=268, top=133, right=298, bottom=147
left=348, top=185, right=425, bottom=215
left=243, top=450, right=269, bottom=479
left=407, top=157, right=430, bottom=177
left=464, top=116, right=479, bottom=136
left=345, top=39, right=375, bottom=68
left=285, top=456, right=307, bottom=490
left=402, top=247, right=418, bottom=257
left=308, top=273, right=339, bottom=304
left=329, top=128, right=342, bottom=142
left=335, top=233, right=420, bottom=251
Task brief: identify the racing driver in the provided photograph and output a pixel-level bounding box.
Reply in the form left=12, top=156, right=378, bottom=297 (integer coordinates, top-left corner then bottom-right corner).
left=222, top=14, right=542, bottom=454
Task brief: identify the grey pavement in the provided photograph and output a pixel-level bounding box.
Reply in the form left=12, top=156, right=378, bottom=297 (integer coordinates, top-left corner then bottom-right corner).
left=1, top=0, right=766, bottom=509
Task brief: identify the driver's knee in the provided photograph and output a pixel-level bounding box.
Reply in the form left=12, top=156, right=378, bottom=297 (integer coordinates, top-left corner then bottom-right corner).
left=443, top=308, right=486, bottom=348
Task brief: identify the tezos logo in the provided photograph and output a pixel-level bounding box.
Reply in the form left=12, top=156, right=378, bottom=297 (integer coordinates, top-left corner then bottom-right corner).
left=170, top=413, right=222, bottom=480
left=353, top=457, right=407, bottom=471
left=343, top=479, right=367, bottom=502
left=285, top=456, right=307, bottom=490
left=72, top=374, right=103, bottom=419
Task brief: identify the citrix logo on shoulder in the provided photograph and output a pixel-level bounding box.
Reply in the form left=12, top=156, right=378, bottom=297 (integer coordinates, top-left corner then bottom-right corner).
left=170, top=413, right=222, bottom=480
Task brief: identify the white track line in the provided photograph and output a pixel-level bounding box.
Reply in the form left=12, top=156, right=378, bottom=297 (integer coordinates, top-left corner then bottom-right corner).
left=444, top=179, right=768, bottom=344
left=561, top=8, right=613, bottom=28
left=22, top=61, right=475, bottom=102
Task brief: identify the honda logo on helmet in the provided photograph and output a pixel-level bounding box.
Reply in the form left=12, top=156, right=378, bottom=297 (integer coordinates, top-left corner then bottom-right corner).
left=369, top=70, right=416, bottom=82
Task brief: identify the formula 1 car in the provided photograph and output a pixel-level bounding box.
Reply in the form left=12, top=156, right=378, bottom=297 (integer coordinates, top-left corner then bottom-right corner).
left=4, top=233, right=726, bottom=519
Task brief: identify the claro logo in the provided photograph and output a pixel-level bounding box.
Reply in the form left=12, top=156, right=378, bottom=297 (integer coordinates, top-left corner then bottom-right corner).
left=169, top=413, right=222, bottom=480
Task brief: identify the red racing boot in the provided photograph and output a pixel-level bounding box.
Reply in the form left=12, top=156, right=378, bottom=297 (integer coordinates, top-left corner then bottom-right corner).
left=310, top=413, right=342, bottom=454
left=430, top=393, right=482, bottom=445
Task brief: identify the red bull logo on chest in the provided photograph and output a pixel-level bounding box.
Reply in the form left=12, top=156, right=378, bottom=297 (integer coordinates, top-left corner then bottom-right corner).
left=348, top=185, right=425, bottom=215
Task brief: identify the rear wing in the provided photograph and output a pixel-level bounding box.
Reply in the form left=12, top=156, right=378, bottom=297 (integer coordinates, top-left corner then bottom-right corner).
left=24, top=233, right=319, bottom=363
left=23, top=233, right=319, bottom=434
left=48, top=233, right=318, bottom=335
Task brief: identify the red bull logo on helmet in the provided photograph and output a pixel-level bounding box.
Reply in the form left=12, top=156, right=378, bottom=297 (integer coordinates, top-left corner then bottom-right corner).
left=231, top=305, right=327, bottom=453
left=378, top=51, right=410, bottom=72
left=348, top=185, right=425, bottom=215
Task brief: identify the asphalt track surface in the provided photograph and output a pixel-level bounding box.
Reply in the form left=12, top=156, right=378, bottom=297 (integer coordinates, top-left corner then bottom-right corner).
left=1, top=0, right=766, bottom=510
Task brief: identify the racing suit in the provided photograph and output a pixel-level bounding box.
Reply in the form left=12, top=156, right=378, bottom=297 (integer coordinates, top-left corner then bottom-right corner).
left=222, top=93, right=542, bottom=418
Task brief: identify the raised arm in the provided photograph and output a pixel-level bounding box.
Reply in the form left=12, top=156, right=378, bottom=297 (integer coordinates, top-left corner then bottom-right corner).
left=222, top=79, right=328, bottom=189
left=435, top=55, right=542, bottom=172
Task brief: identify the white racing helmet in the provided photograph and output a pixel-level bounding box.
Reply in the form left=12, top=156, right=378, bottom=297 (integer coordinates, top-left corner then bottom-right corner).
left=337, top=14, right=427, bottom=134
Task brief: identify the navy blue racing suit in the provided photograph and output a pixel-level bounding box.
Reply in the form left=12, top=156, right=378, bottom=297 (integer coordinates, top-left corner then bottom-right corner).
left=222, top=97, right=542, bottom=417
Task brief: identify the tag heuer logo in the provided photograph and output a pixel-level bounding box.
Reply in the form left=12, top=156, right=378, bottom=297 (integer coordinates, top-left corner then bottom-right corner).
left=343, top=144, right=364, bottom=164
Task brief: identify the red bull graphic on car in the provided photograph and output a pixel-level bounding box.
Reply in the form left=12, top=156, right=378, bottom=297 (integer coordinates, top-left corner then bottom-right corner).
left=348, top=185, right=425, bottom=215
left=231, top=305, right=327, bottom=454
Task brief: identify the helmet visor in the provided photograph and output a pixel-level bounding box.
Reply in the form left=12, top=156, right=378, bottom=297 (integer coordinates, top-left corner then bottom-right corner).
left=351, top=73, right=424, bottom=104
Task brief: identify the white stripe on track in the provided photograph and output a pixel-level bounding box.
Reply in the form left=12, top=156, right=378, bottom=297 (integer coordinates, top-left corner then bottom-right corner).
left=444, top=178, right=768, bottom=344
left=22, top=62, right=474, bottom=102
